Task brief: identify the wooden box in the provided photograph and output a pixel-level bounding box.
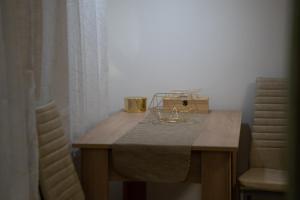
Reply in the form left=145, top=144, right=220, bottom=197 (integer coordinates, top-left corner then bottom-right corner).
left=163, top=96, right=209, bottom=113
left=124, top=97, right=147, bottom=113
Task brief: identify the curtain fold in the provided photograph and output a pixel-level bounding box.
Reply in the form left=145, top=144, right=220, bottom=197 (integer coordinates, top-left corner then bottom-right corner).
left=0, top=0, right=108, bottom=198
left=67, top=0, right=109, bottom=141
left=0, top=0, right=41, bottom=199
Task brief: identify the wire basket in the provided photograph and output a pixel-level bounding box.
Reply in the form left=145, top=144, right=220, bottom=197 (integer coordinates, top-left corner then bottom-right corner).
left=149, top=91, right=198, bottom=123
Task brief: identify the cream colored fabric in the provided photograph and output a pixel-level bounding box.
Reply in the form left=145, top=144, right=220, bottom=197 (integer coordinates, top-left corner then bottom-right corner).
left=110, top=152, right=202, bottom=183
left=239, top=168, right=286, bottom=192
left=250, top=77, right=288, bottom=170
left=36, top=101, right=85, bottom=200
left=1, top=0, right=70, bottom=199
left=239, top=77, right=288, bottom=192
left=0, top=1, right=41, bottom=199
left=112, top=113, right=206, bottom=182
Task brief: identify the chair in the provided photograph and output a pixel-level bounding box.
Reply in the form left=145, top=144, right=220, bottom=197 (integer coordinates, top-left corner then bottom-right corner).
left=238, top=77, right=288, bottom=199
left=36, top=101, right=85, bottom=200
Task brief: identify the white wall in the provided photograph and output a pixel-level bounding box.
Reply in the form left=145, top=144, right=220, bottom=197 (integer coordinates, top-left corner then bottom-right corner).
left=107, top=0, right=291, bottom=199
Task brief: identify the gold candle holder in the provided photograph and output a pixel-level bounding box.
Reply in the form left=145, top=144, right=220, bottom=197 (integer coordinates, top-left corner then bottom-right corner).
left=124, top=96, right=147, bottom=113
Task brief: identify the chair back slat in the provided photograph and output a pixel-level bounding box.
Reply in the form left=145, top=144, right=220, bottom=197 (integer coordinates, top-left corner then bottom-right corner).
left=250, top=77, right=288, bottom=170
left=36, top=101, right=85, bottom=200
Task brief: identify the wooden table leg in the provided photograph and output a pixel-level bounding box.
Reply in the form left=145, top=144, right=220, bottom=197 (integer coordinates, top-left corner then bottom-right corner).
left=81, top=149, right=109, bottom=200
left=201, top=152, right=231, bottom=200
left=231, top=152, right=238, bottom=200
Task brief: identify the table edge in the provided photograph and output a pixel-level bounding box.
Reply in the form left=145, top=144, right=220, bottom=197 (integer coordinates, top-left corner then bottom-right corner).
left=72, top=143, right=239, bottom=152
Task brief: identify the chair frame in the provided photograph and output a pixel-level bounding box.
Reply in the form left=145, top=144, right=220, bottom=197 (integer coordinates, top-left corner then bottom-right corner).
left=238, top=77, right=287, bottom=200
left=240, top=186, right=285, bottom=200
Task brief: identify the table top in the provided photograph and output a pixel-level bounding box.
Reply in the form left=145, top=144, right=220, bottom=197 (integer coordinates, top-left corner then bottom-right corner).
left=72, top=110, right=242, bottom=152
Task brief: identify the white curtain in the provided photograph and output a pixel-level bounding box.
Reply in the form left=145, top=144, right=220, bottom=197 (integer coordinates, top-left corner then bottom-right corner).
left=0, top=0, right=108, bottom=198
left=67, top=0, right=109, bottom=141
left=38, top=0, right=56, bottom=107
left=0, top=0, right=65, bottom=199
left=0, top=0, right=41, bottom=199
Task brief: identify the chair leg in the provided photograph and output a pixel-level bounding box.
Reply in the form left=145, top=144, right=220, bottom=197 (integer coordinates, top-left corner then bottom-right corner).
left=240, top=190, right=252, bottom=200
left=245, top=193, right=252, bottom=200
left=240, top=190, right=244, bottom=200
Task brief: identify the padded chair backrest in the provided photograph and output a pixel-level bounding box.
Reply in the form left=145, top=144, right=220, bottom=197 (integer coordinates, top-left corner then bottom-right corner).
left=36, top=101, right=85, bottom=200
left=250, top=77, right=288, bottom=170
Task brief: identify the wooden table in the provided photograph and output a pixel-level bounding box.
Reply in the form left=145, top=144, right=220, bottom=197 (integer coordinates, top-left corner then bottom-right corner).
left=73, top=110, right=241, bottom=200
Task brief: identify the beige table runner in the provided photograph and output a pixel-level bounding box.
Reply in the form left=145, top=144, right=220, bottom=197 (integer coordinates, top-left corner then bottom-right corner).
left=112, top=113, right=207, bottom=182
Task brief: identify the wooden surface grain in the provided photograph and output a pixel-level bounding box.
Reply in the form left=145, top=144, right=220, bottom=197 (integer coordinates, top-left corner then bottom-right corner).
left=73, top=110, right=241, bottom=151
left=201, top=152, right=232, bottom=200
left=81, top=149, right=109, bottom=200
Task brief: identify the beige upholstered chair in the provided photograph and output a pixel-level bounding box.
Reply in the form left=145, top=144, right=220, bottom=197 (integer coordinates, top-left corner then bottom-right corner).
left=239, top=77, right=288, bottom=199
left=36, top=101, right=85, bottom=200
